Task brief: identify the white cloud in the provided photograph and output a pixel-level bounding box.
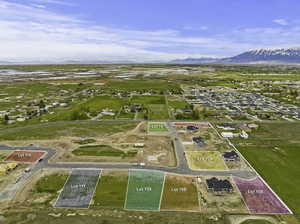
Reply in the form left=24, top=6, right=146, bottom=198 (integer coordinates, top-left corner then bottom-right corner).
left=273, top=19, right=288, bottom=26
left=0, top=0, right=299, bottom=62
left=200, top=26, right=208, bottom=30
left=31, top=0, right=75, bottom=6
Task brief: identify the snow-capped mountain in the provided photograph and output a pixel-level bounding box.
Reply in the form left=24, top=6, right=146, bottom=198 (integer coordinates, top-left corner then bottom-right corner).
left=171, top=47, right=300, bottom=64
left=222, top=47, right=300, bottom=64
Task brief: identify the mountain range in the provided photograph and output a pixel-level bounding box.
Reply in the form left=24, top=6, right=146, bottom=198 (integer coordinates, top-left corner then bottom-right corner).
left=171, top=47, right=300, bottom=64
left=1, top=47, right=300, bottom=65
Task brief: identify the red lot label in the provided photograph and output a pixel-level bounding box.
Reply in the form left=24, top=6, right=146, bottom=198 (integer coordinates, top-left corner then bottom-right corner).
left=5, top=151, right=46, bottom=163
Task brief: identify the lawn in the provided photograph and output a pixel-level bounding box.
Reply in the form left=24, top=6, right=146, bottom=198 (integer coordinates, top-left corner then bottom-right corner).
left=125, top=170, right=165, bottom=211
left=0, top=121, right=137, bottom=140
left=72, top=145, right=137, bottom=158
left=160, top=174, right=199, bottom=211
left=93, top=170, right=128, bottom=208
left=185, top=151, right=228, bottom=170
left=232, top=122, right=300, bottom=220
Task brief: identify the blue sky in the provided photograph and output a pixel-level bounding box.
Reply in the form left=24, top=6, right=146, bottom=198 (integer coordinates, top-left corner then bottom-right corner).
left=0, top=0, right=300, bottom=62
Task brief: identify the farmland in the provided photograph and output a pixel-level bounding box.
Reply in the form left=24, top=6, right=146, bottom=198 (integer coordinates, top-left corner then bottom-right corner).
left=125, top=170, right=165, bottom=211
left=232, top=122, right=300, bottom=219
left=185, top=151, right=228, bottom=170
left=160, top=174, right=199, bottom=211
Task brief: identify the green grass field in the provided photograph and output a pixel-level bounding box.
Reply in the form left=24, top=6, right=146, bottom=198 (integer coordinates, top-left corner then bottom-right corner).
left=131, top=95, right=166, bottom=105
left=73, top=145, right=137, bottom=158
left=107, top=80, right=180, bottom=92
left=93, top=170, right=128, bottom=208
left=232, top=122, right=300, bottom=220
left=148, top=122, right=169, bottom=132
left=167, top=100, right=190, bottom=109
left=125, top=170, right=165, bottom=211
left=185, top=151, right=228, bottom=170
left=160, top=174, right=199, bottom=211
left=0, top=121, right=137, bottom=140
left=42, top=96, right=128, bottom=122
left=148, top=104, right=170, bottom=120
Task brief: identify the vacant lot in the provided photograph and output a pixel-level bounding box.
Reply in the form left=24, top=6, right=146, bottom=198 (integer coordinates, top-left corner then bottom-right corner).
left=34, top=172, right=69, bottom=205
left=5, top=150, right=45, bottom=163
left=232, top=122, right=300, bottom=219
left=185, top=151, right=228, bottom=170
left=125, top=170, right=165, bottom=211
left=160, top=174, right=199, bottom=211
left=55, top=169, right=101, bottom=208
left=234, top=177, right=290, bottom=214
left=93, top=170, right=128, bottom=208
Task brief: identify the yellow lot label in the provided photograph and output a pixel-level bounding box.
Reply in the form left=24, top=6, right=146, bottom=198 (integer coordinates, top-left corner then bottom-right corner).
left=185, top=151, right=228, bottom=171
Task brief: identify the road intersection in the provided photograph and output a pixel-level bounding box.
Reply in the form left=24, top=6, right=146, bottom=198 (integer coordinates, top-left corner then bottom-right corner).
left=0, top=122, right=257, bottom=201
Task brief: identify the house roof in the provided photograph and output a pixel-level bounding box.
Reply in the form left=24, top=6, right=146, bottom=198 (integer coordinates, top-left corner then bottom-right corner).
left=206, top=177, right=233, bottom=192
left=223, top=151, right=239, bottom=159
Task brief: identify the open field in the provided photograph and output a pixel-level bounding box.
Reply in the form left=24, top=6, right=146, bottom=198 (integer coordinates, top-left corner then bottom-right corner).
left=55, top=169, right=101, bottom=208
left=0, top=121, right=138, bottom=140
left=93, top=170, right=128, bottom=208
left=234, top=177, right=290, bottom=214
left=232, top=122, right=300, bottom=219
left=160, top=174, right=199, bottom=211
left=1, top=210, right=230, bottom=224
left=185, top=151, right=228, bottom=170
left=5, top=150, right=45, bottom=163
left=125, top=170, right=165, bottom=211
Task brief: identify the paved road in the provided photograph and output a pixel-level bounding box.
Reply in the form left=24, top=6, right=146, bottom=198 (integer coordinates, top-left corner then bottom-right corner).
left=0, top=124, right=257, bottom=201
